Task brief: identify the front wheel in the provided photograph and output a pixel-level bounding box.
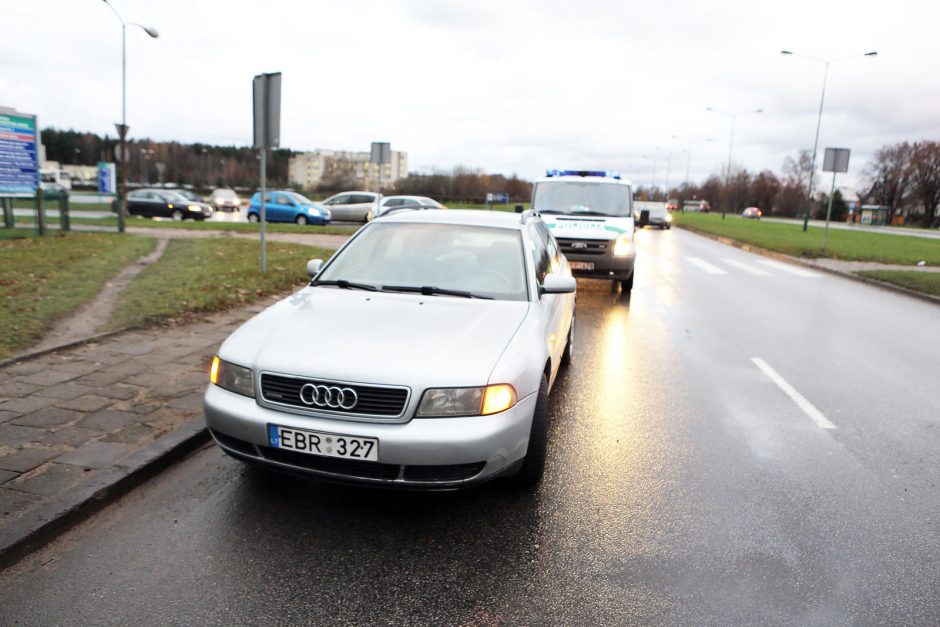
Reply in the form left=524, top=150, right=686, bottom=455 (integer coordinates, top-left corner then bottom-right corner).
left=295, top=214, right=309, bottom=225
left=620, top=272, right=634, bottom=293
left=171, top=209, right=184, bottom=221
left=512, top=375, right=550, bottom=487
left=247, top=213, right=259, bottom=223
left=561, top=315, right=575, bottom=368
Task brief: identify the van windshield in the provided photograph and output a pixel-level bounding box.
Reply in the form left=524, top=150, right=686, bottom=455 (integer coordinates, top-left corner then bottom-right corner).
left=532, top=181, right=633, bottom=217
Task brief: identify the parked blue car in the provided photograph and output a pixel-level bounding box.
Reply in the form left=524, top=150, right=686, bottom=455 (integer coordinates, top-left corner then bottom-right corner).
left=246, top=191, right=331, bottom=225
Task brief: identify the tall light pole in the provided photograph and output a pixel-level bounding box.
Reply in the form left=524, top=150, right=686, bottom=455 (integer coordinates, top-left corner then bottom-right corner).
left=684, top=138, right=713, bottom=186
left=706, top=107, right=763, bottom=218
left=101, top=0, right=159, bottom=232
left=781, top=50, right=877, bottom=231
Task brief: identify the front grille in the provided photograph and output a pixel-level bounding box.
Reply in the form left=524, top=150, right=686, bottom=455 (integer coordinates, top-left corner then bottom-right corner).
left=262, top=447, right=402, bottom=480
left=260, top=373, right=409, bottom=417
left=403, top=463, right=486, bottom=482
left=556, top=238, right=609, bottom=256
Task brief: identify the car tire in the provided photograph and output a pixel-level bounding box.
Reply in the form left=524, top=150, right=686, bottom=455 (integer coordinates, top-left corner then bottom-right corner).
left=171, top=209, right=184, bottom=221
left=295, top=214, right=309, bottom=225
left=561, top=315, right=574, bottom=368
left=620, top=272, right=634, bottom=293
left=365, top=211, right=373, bottom=222
left=247, top=213, right=259, bottom=223
left=513, top=374, right=550, bottom=487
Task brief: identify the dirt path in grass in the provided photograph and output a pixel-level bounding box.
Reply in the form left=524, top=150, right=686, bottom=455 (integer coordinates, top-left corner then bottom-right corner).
left=27, top=237, right=171, bottom=355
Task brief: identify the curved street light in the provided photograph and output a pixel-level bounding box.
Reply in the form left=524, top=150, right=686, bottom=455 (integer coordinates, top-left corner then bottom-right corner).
left=706, top=107, right=763, bottom=218
left=101, top=0, right=159, bottom=232
left=781, top=49, right=877, bottom=230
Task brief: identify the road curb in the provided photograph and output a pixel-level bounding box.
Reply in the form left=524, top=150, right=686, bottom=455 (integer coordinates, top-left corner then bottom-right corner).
left=675, top=225, right=940, bottom=307
left=0, top=420, right=209, bottom=570
left=0, top=328, right=130, bottom=370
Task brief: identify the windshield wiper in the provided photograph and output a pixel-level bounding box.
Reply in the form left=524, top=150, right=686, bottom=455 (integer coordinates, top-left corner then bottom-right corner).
left=310, top=279, right=379, bottom=292
left=382, top=285, right=493, bottom=299
left=537, top=209, right=564, bottom=214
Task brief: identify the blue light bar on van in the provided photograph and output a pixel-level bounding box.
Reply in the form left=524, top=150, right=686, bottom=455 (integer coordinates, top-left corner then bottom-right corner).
left=546, top=169, right=621, bottom=179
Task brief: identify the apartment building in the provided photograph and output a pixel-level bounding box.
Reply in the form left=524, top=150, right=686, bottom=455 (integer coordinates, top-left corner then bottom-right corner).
left=289, top=148, right=408, bottom=189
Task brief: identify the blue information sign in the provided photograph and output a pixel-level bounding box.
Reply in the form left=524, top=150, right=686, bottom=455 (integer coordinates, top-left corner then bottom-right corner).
left=0, top=108, right=40, bottom=197
left=98, top=162, right=116, bottom=194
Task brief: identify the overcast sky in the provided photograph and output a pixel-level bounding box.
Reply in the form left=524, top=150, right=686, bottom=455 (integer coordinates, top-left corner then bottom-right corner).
left=3, top=0, right=939, bottom=188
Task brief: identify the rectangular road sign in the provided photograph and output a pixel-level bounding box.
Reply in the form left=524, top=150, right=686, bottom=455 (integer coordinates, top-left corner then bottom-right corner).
left=370, top=142, right=391, bottom=164
left=253, top=72, right=282, bottom=149
left=0, top=107, right=40, bottom=197
left=823, top=147, right=850, bottom=173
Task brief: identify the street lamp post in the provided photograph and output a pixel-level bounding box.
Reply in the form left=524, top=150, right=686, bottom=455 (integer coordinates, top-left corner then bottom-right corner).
left=781, top=49, right=877, bottom=231
left=101, top=0, right=159, bottom=233
left=706, top=107, right=763, bottom=219
left=684, top=138, right=713, bottom=186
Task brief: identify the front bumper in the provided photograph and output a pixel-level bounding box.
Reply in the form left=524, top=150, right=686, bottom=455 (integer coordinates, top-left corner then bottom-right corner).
left=204, top=384, right=536, bottom=488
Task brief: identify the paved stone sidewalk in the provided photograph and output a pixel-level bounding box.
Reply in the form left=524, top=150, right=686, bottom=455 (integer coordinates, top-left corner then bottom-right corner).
left=0, top=298, right=279, bottom=532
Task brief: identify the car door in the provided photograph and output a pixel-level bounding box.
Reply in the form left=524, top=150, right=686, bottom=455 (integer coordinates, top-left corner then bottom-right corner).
left=324, top=194, right=352, bottom=220
left=129, top=191, right=154, bottom=217
left=528, top=222, right=569, bottom=384
left=350, top=194, right=376, bottom=221
left=273, top=193, right=295, bottom=222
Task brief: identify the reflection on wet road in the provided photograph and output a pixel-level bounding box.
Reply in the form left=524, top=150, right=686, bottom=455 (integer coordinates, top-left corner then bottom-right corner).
left=1, top=228, right=938, bottom=624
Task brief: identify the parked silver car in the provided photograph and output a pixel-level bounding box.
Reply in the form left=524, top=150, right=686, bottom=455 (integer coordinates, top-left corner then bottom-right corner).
left=204, top=209, right=576, bottom=488
left=320, top=191, right=378, bottom=222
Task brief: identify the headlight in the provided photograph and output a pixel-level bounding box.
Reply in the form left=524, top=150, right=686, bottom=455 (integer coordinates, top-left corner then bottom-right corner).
left=210, top=356, right=254, bottom=397
left=613, top=233, right=634, bottom=256
left=306, top=206, right=320, bottom=216
left=187, top=205, right=202, bottom=212
left=416, top=384, right=516, bottom=417
left=665, top=213, right=673, bottom=222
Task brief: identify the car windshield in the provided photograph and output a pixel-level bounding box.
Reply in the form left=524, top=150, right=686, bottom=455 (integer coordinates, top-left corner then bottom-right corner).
left=532, top=181, right=632, bottom=216
left=163, top=192, right=189, bottom=203
left=213, top=189, right=237, bottom=199
left=316, top=223, right=528, bottom=301
left=287, top=192, right=316, bottom=205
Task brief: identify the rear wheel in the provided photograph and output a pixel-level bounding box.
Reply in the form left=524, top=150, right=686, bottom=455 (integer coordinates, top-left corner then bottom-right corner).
left=295, top=214, right=309, bottom=225
left=513, top=374, right=550, bottom=487
left=247, top=213, right=259, bottom=223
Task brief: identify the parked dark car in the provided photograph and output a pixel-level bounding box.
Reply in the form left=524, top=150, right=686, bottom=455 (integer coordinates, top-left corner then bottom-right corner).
left=246, top=191, right=331, bottom=225
left=115, top=189, right=213, bottom=220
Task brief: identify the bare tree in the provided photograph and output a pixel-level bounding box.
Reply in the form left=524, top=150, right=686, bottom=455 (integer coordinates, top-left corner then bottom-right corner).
left=909, top=141, right=940, bottom=227
left=862, top=142, right=912, bottom=210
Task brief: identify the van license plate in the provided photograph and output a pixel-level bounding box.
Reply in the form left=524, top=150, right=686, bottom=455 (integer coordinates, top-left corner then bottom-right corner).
left=569, top=261, right=595, bottom=270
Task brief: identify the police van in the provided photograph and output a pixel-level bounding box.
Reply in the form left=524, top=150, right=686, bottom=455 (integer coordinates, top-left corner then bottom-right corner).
left=530, top=170, right=636, bottom=292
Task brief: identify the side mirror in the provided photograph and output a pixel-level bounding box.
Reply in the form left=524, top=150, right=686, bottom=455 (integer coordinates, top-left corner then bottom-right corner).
left=539, top=273, right=577, bottom=296
left=514, top=204, right=525, bottom=213
left=306, top=258, right=324, bottom=277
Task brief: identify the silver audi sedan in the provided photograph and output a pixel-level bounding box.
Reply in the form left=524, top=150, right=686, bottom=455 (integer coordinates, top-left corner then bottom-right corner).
left=204, top=209, right=576, bottom=488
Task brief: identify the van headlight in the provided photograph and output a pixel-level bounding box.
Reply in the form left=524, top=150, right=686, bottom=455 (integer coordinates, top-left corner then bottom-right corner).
left=613, top=233, right=634, bottom=256
left=210, top=356, right=254, bottom=397
left=665, top=213, right=673, bottom=223
left=416, top=384, right=516, bottom=417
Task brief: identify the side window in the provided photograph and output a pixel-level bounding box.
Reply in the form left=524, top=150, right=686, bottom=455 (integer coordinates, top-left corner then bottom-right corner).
left=274, top=193, right=292, bottom=205
left=352, top=194, right=374, bottom=204
left=526, top=224, right=551, bottom=286
left=535, top=221, right=560, bottom=272
left=328, top=195, right=349, bottom=205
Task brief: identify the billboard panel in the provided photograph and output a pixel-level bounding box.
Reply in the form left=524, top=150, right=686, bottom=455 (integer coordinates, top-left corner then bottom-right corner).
left=0, top=108, right=40, bottom=197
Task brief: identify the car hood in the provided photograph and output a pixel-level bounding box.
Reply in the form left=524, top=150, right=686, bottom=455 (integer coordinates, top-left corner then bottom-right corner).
left=219, top=287, right=530, bottom=387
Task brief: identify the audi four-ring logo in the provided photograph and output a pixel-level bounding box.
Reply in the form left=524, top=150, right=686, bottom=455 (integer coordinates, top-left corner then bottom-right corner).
left=299, top=383, right=359, bottom=410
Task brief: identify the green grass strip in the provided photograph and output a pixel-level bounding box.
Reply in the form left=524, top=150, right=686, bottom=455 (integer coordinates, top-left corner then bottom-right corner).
left=856, top=270, right=940, bottom=297
left=110, top=238, right=334, bottom=330
left=0, top=232, right=156, bottom=358
left=673, top=213, right=940, bottom=266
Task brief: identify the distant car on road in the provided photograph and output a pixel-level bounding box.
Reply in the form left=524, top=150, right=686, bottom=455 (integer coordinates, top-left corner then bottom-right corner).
left=204, top=209, right=576, bottom=488
left=121, top=189, right=213, bottom=220
left=377, top=195, right=445, bottom=217
left=246, top=191, right=331, bottom=225
left=320, top=191, right=378, bottom=222
left=742, top=207, right=762, bottom=219
left=210, top=188, right=241, bottom=212
left=683, top=200, right=711, bottom=212
left=635, top=202, right=672, bottom=229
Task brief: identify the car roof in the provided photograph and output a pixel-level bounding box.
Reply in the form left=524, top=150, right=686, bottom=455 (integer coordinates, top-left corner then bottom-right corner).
left=378, top=209, right=525, bottom=229
left=533, top=175, right=633, bottom=186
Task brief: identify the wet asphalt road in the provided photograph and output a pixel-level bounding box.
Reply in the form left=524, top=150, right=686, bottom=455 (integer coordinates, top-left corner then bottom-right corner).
left=2, top=228, right=938, bottom=625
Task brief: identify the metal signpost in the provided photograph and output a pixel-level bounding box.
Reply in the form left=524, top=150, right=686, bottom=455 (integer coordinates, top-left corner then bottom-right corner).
left=253, top=72, right=282, bottom=273
left=0, top=106, right=41, bottom=230
left=371, top=142, right=390, bottom=207
left=822, top=147, right=850, bottom=248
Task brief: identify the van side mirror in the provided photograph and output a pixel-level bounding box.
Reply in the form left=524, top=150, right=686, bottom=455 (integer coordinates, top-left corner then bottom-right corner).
left=306, top=258, right=324, bottom=277
left=514, top=204, right=525, bottom=213
left=539, top=273, right=577, bottom=296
